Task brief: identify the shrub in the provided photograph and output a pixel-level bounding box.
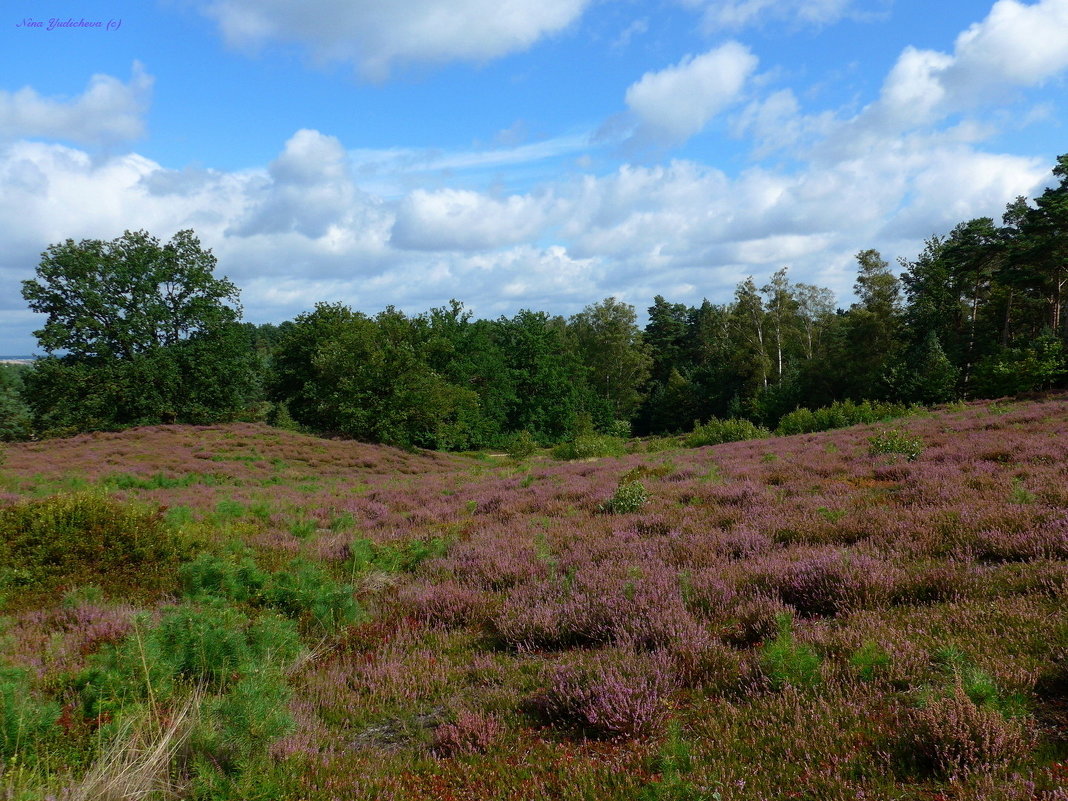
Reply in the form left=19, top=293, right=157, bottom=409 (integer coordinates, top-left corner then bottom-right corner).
left=79, top=602, right=302, bottom=717
left=552, top=434, right=626, bottom=460
left=506, top=430, right=539, bottom=459
left=181, top=552, right=361, bottom=633
left=901, top=686, right=1033, bottom=777
left=776, top=399, right=916, bottom=436
left=0, top=492, right=186, bottom=598
left=685, top=418, right=769, bottom=448
left=432, top=710, right=503, bottom=756
left=851, top=641, right=891, bottom=682
left=722, top=595, right=792, bottom=647
left=759, top=614, right=821, bottom=690
left=931, top=647, right=1026, bottom=716
left=868, top=428, right=924, bottom=461
left=348, top=535, right=449, bottom=575
left=599, top=481, right=649, bottom=514
left=535, top=649, right=676, bottom=739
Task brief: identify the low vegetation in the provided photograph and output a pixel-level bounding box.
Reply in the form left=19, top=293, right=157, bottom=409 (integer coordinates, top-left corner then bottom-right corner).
left=1, top=395, right=1068, bottom=799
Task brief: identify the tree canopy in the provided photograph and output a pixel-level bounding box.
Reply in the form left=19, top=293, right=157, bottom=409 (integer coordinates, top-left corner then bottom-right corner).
left=22, top=229, right=241, bottom=359
left=19, top=230, right=257, bottom=434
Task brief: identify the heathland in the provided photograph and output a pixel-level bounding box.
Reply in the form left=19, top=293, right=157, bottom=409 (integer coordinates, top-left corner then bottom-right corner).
left=1, top=395, right=1067, bottom=800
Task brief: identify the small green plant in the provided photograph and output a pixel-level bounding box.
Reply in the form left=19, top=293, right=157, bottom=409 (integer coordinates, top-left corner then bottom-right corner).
left=288, top=517, right=317, bottom=539
left=759, top=614, right=821, bottom=690
left=1009, top=477, right=1036, bottom=505
left=348, top=535, right=449, bottom=575
left=930, top=647, right=1027, bottom=716
left=0, top=666, right=60, bottom=761
left=213, top=498, right=245, bottom=521
left=850, top=641, right=891, bottom=682
left=599, top=481, right=649, bottom=514
left=816, top=506, right=847, bottom=523
left=868, top=428, right=924, bottom=461
left=181, top=552, right=361, bottom=633
left=639, top=720, right=722, bottom=800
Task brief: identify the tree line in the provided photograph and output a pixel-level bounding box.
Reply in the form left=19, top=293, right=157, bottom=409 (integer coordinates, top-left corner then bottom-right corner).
left=5, top=155, right=1067, bottom=448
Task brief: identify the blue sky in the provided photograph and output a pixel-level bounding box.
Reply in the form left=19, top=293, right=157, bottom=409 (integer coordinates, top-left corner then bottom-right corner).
left=2, top=0, right=1067, bottom=354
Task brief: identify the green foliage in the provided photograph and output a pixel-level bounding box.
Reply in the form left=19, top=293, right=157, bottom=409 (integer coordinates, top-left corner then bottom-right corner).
left=0, top=492, right=186, bottom=599
left=685, top=417, right=769, bottom=447
left=0, top=666, right=60, bottom=761
left=775, top=399, right=917, bottom=436
left=599, top=481, right=649, bottom=514
left=78, top=602, right=301, bottom=717
left=850, top=641, right=891, bottom=682
left=551, top=434, right=627, bottom=460
left=640, top=720, right=722, bottom=801
left=21, top=230, right=261, bottom=435
left=759, top=614, right=821, bottom=690
left=347, top=535, right=449, bottom=575
left=180, top=552, right=361, bottom=632
left=868, top=428, right=925, bottom=461
left=931, top=647, right=1027, bottom=717
left=0, top=364, right=33, bottom=442
left=972, top=330, right=1067, bottom=397
left=506, top=429, right=539, bottom=459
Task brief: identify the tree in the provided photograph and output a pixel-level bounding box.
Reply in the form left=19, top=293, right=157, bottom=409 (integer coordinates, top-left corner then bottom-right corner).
left=568, top=298, right=652, bottom=425
left=22, top=230, right=241, bottom=359
left=20, top=230, right=257, bottom=432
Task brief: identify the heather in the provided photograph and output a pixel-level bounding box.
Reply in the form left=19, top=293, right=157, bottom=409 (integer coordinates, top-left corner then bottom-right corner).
left=1, top=395, right=1068, bottom=799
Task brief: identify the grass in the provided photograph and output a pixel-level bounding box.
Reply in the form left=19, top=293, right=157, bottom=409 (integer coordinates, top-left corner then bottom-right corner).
left=1, top=397, right=1067, bottom=799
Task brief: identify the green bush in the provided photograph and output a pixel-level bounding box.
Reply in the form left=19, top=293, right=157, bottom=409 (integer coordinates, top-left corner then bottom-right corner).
left=776, top=399, right=917, bottom=436
left=599, top=481, right=649, bottom=514
left=759, top=614, right=821, bottom=690
left=506, top=430, right=539, bottom=459
left=868, top=428, right=924, bottom=461
left=850, top=641, right=891, bottom=682
left=78, top=602, right=302, bottom=718
left=0, top=492, right=186, bottom=599
left=685, top=417, right=769, bottom=448
left=931, top=647, right=1026, bottom=716
left=348, top=535, right=449, bottom=575
left=551, top=434, right=626, bottom=460
left=181, top=552, right=361, bottom=633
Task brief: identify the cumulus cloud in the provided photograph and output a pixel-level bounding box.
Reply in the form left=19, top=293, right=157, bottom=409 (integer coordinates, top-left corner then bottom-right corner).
left=624, top=42, right=758, bottom=145
left=199, top=0, right=592, bottom=79
left=228, top=129, right=379, bottom=239
left=0, top=63, right=153, bottom=145
left=391, top=188, right=560, bottom=251
left=864, top=0, right=1068, bottom=133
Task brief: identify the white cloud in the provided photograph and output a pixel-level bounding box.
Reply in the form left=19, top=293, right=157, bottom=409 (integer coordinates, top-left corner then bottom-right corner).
left=0, top=63, right=153, bottom=145
left=680, top=0, right=860, bottom=31
left=624, top=42, right=758, bottom=144
left=0, top=119, right=1053, bottom=353
left=863, top=0, right=1068, bottom=134
left=200, top=0, right=592, bottom=79
left=228, top=129, right=379, bottom=239
left=391, top=188, right=560, bottom=251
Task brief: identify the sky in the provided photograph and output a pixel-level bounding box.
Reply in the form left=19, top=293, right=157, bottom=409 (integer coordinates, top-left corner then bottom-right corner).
left=2, top=0, right=1067, bottom=355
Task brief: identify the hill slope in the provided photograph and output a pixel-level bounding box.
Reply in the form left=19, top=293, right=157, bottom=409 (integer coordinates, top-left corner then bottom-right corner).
left=2, top=398, right=1067, bottom=800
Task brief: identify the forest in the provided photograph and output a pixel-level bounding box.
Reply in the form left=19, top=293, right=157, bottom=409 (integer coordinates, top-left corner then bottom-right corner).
left=4, top=154, right=1067, bottom=449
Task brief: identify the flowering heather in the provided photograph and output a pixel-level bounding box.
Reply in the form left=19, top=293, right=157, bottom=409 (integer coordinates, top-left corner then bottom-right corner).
left=2, top=396, right=1068, bottom=799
